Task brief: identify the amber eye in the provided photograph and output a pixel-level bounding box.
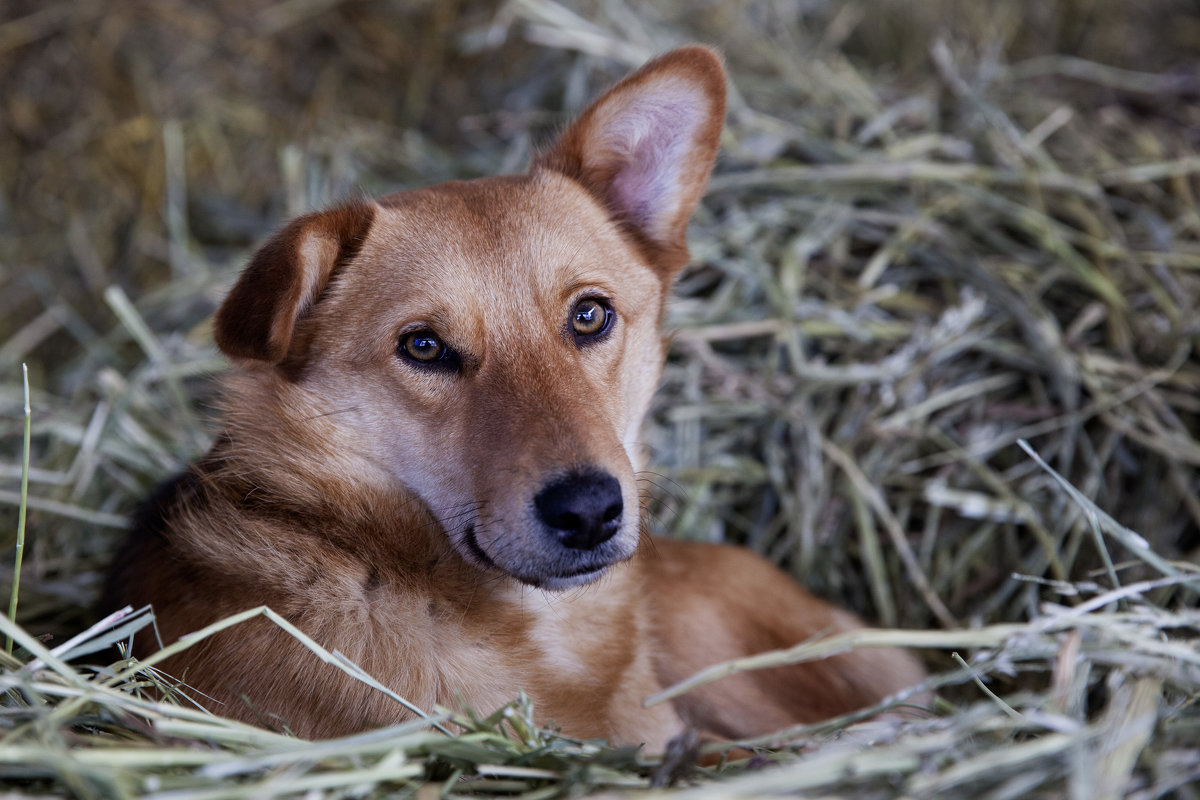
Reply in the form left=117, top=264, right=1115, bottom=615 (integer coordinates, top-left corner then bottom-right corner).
left=570, top=298, right=614, bottom=342
left=398, top=330, right=447, bottom=364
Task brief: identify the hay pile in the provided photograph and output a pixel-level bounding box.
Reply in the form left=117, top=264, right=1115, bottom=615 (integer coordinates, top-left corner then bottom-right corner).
left=2, top=0, right=1198, bottom=796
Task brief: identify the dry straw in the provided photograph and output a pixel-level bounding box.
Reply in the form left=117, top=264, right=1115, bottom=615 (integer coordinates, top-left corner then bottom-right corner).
left=2, top=0, right=1199, bottom=797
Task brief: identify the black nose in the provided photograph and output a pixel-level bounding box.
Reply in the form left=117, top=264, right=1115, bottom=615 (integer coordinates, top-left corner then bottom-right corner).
left=534, top=470, right=624, bottom=550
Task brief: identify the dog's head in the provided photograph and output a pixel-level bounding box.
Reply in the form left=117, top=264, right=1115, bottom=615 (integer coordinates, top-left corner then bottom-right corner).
left=213, top=47, right=725, bottom=590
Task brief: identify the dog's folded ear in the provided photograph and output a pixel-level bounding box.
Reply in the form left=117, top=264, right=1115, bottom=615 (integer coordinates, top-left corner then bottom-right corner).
left=533, top=46, right=726, bottom=272
left=215, top=200, right=376, bottom=364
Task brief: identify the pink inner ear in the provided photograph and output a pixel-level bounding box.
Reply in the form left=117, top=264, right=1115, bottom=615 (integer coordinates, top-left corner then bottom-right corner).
left=588, top=82, right=709, bottom=242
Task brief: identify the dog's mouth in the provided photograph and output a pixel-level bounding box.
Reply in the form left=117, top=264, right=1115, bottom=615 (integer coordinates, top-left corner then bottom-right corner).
left=462, top=524, right=497, bottom=569
left=462, top=524, right=619, bottom=591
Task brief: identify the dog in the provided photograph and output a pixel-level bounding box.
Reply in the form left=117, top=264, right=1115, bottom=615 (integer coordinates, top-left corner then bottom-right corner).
left=104, top=46, right=925, bottom=751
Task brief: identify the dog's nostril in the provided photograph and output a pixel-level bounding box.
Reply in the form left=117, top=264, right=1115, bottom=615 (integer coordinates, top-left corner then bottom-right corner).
left=534, top=470, right=623, bottom=550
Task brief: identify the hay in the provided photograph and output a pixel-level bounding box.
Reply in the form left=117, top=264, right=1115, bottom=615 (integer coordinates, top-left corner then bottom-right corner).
left=2, top=0, right=1199, bottom=796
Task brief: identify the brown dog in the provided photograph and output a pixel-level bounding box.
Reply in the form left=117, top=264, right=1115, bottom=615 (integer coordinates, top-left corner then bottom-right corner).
left=105, top=46, right=924, bottom=751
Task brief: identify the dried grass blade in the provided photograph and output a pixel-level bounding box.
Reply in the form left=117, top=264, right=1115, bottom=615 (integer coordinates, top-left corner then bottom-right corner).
left=821, top=436, right=957, bottom=627
left=1018, top=439, right=1184, bottom=578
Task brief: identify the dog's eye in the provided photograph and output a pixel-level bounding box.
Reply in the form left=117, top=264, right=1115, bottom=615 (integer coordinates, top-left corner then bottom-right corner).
left=570, top=298, right=614, bottom=343
left=398, top=330, right=449, bottom=365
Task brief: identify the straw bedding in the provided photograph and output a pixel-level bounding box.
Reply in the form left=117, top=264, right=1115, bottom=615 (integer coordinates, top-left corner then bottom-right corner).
left=1, top=1, right=1197, bottom=796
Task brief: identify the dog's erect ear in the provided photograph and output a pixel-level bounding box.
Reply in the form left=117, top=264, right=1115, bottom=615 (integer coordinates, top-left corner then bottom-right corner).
left=533, top=46, right=725, bottom=271
left=214, top=201, right=376, bottom=364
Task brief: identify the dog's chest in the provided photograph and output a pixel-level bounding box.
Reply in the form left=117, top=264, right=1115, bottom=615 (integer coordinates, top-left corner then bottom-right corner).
left=354, top=577, right=640, bottom=728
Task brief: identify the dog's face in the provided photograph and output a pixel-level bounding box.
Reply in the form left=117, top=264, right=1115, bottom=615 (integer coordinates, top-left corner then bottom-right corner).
left=212, top=48, right=725, bottom=589
left=287, top=176, right=670, bottom=590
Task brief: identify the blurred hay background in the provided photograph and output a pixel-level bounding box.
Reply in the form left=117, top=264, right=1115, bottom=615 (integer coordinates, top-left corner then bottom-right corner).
left=2, top=0, right=1199, bottom=797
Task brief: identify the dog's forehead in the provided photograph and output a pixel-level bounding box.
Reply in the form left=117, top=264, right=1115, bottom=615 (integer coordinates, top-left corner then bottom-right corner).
left=375, top=174, right=636, bottom=274
left=343, top=172, right=659, bottom=324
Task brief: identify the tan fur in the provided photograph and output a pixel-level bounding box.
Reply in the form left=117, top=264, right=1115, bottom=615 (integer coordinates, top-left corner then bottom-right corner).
left=105, top=46, right=925, bottom=752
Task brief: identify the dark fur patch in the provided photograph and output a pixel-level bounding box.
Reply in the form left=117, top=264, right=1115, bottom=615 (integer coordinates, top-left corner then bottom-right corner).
left=99, top=470, right=197, bottom=616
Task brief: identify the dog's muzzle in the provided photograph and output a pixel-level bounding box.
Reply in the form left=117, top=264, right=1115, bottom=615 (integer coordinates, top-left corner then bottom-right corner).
left=458, top=467, right=634, bottom=590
